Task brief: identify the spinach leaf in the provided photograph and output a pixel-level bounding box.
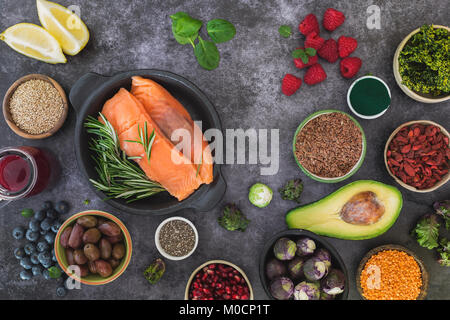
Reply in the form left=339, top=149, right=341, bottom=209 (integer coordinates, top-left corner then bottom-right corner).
left=194, top=36, right=220, bottom=70
left=48, top=266, right=62, bottom=279
left=207, top=19, right=236, bottom=43
left=170, top=12, right=202, bottom=40
left=278, top=25, right=292, bottom=38
left=413, top=214, right=440, bottom=250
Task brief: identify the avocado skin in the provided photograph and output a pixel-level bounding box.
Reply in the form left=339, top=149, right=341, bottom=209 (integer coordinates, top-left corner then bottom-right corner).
left=285, top=180, right=403, bottom=240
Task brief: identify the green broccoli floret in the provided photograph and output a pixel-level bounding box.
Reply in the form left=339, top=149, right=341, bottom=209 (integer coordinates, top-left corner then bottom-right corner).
left=218, top=204, right=250, bottom=232
left=279, top=179, right=304, bottom=203
left=437, top=238, right=450, bottom=267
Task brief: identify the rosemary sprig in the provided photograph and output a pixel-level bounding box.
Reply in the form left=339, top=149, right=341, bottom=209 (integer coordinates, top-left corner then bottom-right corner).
left=124, top=122, right=155, bottom=163
left=84, top=114, right=165, bottom=202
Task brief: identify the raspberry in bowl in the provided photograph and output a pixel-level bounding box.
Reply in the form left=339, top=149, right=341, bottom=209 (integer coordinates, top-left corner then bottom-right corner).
left=185, top=260, right=254, bottom=300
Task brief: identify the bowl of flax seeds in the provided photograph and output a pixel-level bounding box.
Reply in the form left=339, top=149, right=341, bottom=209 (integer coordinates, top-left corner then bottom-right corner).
left=292, top=110, right=366, bottom=183
left=2, top=74, right=68, bottom=139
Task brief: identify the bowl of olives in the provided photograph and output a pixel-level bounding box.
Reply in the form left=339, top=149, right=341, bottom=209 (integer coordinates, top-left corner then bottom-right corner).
left=54, top=210, right=132, bottom=285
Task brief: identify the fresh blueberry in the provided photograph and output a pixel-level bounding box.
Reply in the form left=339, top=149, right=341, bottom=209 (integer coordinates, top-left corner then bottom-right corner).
left=38, top=251, right=51, bottom=264
left=37, top=241, right=50, bottom=252
left=28, top=219, right=40, bottom=232
left=32, top=265, right=43, bottom=276
left=52, top=249, right=57, bottom=262
left=43, top=269, right=51, bottom=280
left=43, top=201, right=53, bottom=210
left=20, top=257, right=33, bottom=270
left=40, top=218, right=53, bottom=231
left=25, top=229, right=39, bottom=242
left=42, top=260, right=53, bottom=269
left=45, top=233, right=55, bottom=244
left=20, top=270, right=33, bottom=281
left=14, top=247, right=26, bottom=260
left=30, top=253, right=40, bottom=265
left=51, top=220, right=62, bottom=234
left=55, top=201, right=70, bottom=215
left=46, top=208, right=58, bottom=219
left=24, top=243, right=36, bottom=255
left=12, top=227, right=25, bottom=240
left=34, top=209, right=46, bottom=222
left=56, top=286, right=67, bottom=297
left=40, top=229, right=48, bottom=236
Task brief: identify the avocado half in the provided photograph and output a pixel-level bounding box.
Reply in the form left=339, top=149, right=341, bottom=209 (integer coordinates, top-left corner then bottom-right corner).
left=286, top=180, right=403, bottom=240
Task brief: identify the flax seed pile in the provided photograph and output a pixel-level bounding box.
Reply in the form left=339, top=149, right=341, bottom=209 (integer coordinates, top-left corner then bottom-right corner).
left=295, top=112, right=363, bottom=178
left=360, top=250, right=422, bottom=300
left=9, top=79, right=64, bottom=135
left=159, top=220, right=196, bottom=257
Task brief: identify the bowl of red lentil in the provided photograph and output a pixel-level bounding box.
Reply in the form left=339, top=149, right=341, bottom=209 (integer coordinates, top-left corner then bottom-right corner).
left=384, top=120, right=450, bottom=193
left=2, top=74, right=68, bottom=139
left=356, top=245, right=428, bottom=300
left=292, top=110, right=366, bottom=183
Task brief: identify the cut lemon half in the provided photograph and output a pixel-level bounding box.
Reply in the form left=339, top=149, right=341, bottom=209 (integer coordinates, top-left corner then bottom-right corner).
left=37, top=0, right=89, bottom=56
left=0, top=23, right=66, bottom=64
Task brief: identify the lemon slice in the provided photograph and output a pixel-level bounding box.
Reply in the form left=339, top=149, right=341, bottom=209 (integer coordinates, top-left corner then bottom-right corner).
left=0, top=23, right=66, bottom=64
left=37, top=0, right=89, bottom=56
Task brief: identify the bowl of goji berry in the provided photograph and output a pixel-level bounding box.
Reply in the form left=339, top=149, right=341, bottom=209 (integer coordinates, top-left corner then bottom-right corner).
left=384, top=120, right=450, bottom=192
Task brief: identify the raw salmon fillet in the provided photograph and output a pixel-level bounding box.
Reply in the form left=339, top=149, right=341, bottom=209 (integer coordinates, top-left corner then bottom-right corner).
left=100, top=88, right=202, bottom=201
left=131, top=76, right=213, bottom=185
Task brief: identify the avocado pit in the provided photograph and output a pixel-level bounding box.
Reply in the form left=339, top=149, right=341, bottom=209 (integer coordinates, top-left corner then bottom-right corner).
left=340, top=191, right=385, bottom=225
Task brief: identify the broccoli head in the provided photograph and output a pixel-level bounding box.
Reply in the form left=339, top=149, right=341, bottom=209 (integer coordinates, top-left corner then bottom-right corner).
left=279, top=179, right=304, bottom=203
left=218, top=204, right=250, bottom=232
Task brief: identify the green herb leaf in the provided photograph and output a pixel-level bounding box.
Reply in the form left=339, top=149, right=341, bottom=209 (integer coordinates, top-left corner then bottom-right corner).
left=144, top=258, right=166, bottom=284
left=278, top=25, right=292, bottom=38
left=194, top=36, right=220, bottom=70
left=292, top=49, right=308, bottom=64
left=279, top=179, right=303, bottom=203
left=21, top=209, right=34, bottom=218
left=305, top=47, right=316, bottom=57
left=83, top=199, right=90, bottom=205
left=48, top=266, right=62, bottom=279
left=170, top=12, right=202, bottom=38
left=413, top=214, right=440, bottom=250
left=207, top=19, right=236, bottom=43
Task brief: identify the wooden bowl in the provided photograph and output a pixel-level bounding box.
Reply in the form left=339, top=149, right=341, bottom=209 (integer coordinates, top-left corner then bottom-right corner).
left=356, top=244, right=428, bottom=300
left=393, top=25, right=450, bottom=104
left=184, top=260, right=254, bottom=300
left=384, top=120, right=450, bottom=193
left=2, top=74, right=68, bottom=139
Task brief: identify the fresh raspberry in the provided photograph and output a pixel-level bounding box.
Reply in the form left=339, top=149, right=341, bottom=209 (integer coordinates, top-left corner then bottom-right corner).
left=305, top=31, right=325, bottom=50
left=340, top=57, right=362, bottom=79
left=304, top=64, right=327, bottom=85
left=282, top=74, right=302, bottom=96
left=338, top=36, right=358, bottom=58
left=293, top=47, right=318, bottom=69
left=317, top=39, right=339, bottom=63
left=323, top=8, right=345, bottom=31
left=299, top=14, right=320, bottom=36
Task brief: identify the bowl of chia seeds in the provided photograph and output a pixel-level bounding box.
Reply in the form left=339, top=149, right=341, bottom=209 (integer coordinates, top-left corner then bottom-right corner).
left=155, top=217, right=198, bottom=261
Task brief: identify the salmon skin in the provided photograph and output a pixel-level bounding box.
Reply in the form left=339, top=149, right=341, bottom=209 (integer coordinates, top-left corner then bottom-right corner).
left=100, top=88, right=202, bottom=201
left=131, top=76, right=213, bottom=185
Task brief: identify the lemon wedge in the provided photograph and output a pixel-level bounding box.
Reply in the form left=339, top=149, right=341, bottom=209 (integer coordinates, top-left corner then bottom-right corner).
left=0, top=23, right=67, bottom=64
left=37, top=0, right=89, bottom=56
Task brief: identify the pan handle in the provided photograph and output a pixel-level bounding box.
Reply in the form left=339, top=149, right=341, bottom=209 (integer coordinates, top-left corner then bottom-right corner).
left=69, top=72, right=107, bottom=114
left=190, top=170, right=227, bottom=212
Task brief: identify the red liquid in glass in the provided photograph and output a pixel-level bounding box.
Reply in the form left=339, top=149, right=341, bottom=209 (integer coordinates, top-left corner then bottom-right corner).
left=0, top=155, right=31, bottom=192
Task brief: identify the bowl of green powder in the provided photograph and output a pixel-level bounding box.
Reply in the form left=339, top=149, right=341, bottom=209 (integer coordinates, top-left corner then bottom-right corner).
left=347, top=76, right=391, bottom=120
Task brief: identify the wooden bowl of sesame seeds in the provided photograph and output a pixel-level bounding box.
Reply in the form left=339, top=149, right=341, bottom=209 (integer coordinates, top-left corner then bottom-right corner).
left=356, top=244, right=429, bottom=300
left=2, top=74, right=68, bottom=139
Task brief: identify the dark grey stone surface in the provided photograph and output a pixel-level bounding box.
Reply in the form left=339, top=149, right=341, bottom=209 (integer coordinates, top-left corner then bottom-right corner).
left=0, top=0, right=449, bottom=300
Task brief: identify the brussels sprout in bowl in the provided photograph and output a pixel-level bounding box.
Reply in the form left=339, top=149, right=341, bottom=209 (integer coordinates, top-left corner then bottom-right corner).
left=259, top=229, right=349, bottom=300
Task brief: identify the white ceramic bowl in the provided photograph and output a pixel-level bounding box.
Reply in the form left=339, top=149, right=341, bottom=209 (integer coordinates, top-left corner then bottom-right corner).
left=347, top=75, right=391, bottom=120
left=155, top=216, right=198, bottom=261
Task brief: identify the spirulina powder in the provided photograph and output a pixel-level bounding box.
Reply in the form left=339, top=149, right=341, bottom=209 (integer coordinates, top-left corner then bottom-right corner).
left=349, top=78, right=391, bottom=116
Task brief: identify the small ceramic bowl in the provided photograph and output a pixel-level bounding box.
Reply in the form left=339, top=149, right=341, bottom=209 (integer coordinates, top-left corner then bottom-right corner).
left=155, top=216, right=198, bottom=261
left=184, top=260, right=254, bottom=300
left=292, top=109, right=367, bottom=183
left=2, top=74, right=68, bottom=139
left=55, top=210, right=132, bottom=285
left=259, top=229, right=349, bottom=300
left=356, top=244, right=428, bottom=300
left=347, top=75, right=391, bottom=120
left=393, top=25, right=450, bottom=104
left=384, top=120, right=450, bottom=193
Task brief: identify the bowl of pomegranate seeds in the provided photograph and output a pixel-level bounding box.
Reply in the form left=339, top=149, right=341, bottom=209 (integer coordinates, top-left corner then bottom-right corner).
left=385, top=120, right=450, bottom=192
left=185, top=260, right=254, bottom=300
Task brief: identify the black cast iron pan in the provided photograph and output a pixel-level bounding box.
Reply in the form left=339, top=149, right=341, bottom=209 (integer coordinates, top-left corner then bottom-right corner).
left=69, top=69, right=226, bottom=216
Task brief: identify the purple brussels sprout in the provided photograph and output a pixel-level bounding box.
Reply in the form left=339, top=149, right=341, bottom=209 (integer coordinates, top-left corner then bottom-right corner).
left=293, top=281, right=320, bottom=300
left=321, top=269, right=345, bottom=296
left=314, top=248, right=332, bottom=268
left=270, top=277, right=294, bottom=300
left=320, top=291, right=335, bottom=300
left=265, top=258, right=287, bottom=280
left=273, top=237, right=296, bottom=260
left=296, top=237, right=316, bottom=256
left=287, top=257, right=305, bottom=280
left=303, top=257, right=328, bottom=281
